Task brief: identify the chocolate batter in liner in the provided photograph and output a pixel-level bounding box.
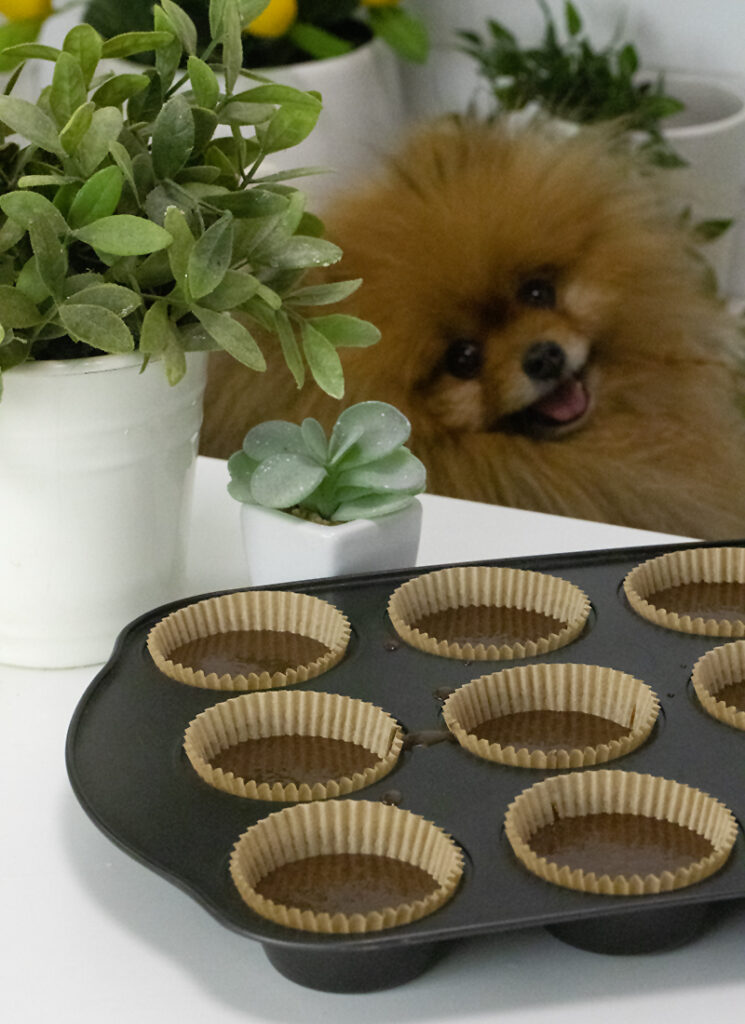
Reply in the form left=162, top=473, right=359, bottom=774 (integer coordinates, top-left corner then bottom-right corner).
left=387, top=565, right=590, bottom=661
left=230, top=799, right=464, bottom=933
left=692, top=639, right=745, bottom=732
left=505, top=769, right=737, bottom=896
left=624, top=547, right=745, bottom=637
left=147, top=590, right=350, bottom=691
left=442, top=663, right=659, bottom=769
left=184, top=690, right=404, bottom=801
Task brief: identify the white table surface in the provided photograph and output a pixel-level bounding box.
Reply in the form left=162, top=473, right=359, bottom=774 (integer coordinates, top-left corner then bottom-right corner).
left=3, top=456, right=743, bottom=1023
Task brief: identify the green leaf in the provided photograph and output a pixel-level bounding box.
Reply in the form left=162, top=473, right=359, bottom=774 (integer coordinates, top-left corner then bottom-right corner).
left=0, top=217, right=25, bottom=254
left=275, top=308, right=304, bottom=387
left=300, top=417, right=328, bottom=462
left=74, top=215, right=173, bottom=256
left=75, top=106, right=124, bottom=177
left=59, top=101, right=94, bottom=155
left=199, top=267, right=259, bottom=310
left=64, top=282, right=141, bottom=316
left=28, top=219, right=68, bottom=300
left=337, top=448, right=426, bottom=494
left=226, top=450, right=259, bottom=503
left=262, top=235, right=342, bottom=269
left=217, top=100, right=275, bottom=125
left=367, top=7, right=430, bottom=63
left=187, top=55, right=220, bottom=110
left=287, top=22, right=354, bottom=60
left=109, top=140, right=138, bottom=197
left=63, top=23, right=103, bottom=87
left=286, top=279, right=362, bottom=307
left=49, top=51, right=88, bottom=128
left=187, top=212, right=233, bottom=299
left=333, top=492, right=416, bottom=522
left=16, top=255, right=49, bottom=304
left=152, top=94, right=195, bottom=179
left=163, top=205, right=194, bottom=289
left=253, top=85, right=322, bottom=153
left=0, top=286, right=42, bottom=328
left=91, top=74, right=150, bottom=109
left=301, top=320, right=344, bottom=398
left=0, top=190, right=68, bottom=235
left=249, top=452, right=327, bottom=510
left=220, top=0, right=243, bottom=94
left=0, top=20, right=48, bottom=74
left=100, top=31, right=175, bottom=59
left=242, top=420, right=306, bottom=460
left=693, top=218, right=734, bottom=242
left=153, top=4, right=183, bottom=91
left=0, top=43, right=60, bottom=69
left=139, top=299, right=171, bottom=355
left=161, top=0, right=198, bottom=55
left=58, top=303, right=134, bottom=353
left=307, top=314, right=381, bottom=348
left=565, top=1, right=583, bottom=37
left=67, top=165, right=124, bottom=229
left=193, top=305, right=266, bottom=370
left=0, top=96, right=64, bottom=155
left=329, top=401, right=411, bottom=466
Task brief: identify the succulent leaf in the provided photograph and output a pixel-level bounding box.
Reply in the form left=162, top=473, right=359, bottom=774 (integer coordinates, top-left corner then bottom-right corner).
left=249, top=451, right=326, bottom=508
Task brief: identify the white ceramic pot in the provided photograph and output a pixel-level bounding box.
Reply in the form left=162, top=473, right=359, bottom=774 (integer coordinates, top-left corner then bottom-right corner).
left=659, top=73, right=745, bottom=297
left=238, top=499, right=423, bottom=586
left=0, top=351, right=208, bottom=668
left=248, top=38, right=408, bottom=208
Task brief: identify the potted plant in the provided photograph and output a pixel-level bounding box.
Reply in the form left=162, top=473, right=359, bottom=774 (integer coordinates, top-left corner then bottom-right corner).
left=0, top=0, right=380, bottom=668
left=226, top=400, right=426, bottom=584
left=82, top=0, right=430, bottom=203
left=456, top=0, right=745, bottom=294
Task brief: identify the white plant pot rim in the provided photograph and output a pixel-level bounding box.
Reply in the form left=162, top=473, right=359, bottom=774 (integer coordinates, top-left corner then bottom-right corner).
left=7, top=350, right=149, bottom=379
left=646, top=71, right=745, bottom=138
left=258, top=33, right=380, bottom=76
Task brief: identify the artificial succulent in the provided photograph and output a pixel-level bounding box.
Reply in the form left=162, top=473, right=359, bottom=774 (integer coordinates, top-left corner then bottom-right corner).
left=227, top=400, right=426, bottom=521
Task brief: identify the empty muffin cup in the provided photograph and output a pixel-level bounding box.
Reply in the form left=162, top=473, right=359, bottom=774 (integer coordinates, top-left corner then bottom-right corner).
left=624, top=547, right=745, bottom=637
left=442, top=663, right=659, bottom=769
left=692, top=640, right=745, bottom=732
left=184, top=690, right=404, bottom=801
left=147, top=590, right=350, bottom=691
left=230, top=799, right=464, bottom=933
left=387, top=566, right=591, bottom=661
left=504, top=769, right=737, bottom=896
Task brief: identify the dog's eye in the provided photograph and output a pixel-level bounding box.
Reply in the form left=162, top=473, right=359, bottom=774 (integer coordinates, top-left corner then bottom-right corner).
left=445, top=338, right=483, bottom=379
left=517, top=277, right=556, bottom=308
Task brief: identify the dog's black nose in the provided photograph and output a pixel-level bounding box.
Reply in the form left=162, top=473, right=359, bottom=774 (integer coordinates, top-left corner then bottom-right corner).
left=522, top=340, right=566, bottom=381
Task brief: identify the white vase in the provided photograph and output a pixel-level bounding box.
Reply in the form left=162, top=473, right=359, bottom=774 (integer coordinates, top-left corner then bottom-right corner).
left=238, top=499, right=423, bottom=586
left=257, top=39, right=408, bottom=207
left=0, top=351, right=208, bottom=668
left=659, top=73, right=745, bottom=298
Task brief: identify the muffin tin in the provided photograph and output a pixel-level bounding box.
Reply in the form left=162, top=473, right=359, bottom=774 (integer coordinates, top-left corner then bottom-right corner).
left=66, top=539, right=745, bottom=993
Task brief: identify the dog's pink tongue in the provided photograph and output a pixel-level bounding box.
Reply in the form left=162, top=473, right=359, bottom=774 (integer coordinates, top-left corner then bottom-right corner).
left=534, top=377, right=588, bottom=423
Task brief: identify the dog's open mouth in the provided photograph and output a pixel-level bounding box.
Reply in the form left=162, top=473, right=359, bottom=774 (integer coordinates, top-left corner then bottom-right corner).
left=503, top=372, right=592, bottom=438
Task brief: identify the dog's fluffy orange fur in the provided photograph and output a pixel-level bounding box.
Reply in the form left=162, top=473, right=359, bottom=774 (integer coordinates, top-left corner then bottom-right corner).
left=201, top=120, right=745, bottom=539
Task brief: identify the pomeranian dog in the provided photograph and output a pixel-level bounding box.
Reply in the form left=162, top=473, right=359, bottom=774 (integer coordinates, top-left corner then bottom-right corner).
left=201, top=119, right=745, bottom=539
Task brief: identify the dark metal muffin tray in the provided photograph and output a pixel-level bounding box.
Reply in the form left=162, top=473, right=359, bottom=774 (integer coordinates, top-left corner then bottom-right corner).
left=66, top=539, right=745, bottom=993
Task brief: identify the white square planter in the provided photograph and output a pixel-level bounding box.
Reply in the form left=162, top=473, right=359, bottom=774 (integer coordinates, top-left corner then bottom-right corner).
left=239, top=499, right=423, bottom=586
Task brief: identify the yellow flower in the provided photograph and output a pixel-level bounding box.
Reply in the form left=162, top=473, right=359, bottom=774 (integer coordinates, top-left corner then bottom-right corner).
left=245, top=0, right=297, bottom=39
left=0, top=0, right=52, bottom=20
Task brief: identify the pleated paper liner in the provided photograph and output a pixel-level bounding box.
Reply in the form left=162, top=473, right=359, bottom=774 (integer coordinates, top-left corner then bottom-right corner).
left=146, top=590, right=350, bottom=691
left=184, top=690, right=404, bottom=801
left=692, top=640, right=745, bottom=732
left=387, top=566, right=591, bottom=661
left=504, top=770, right=737, bottom=896
left=623, top=547, right=745, bottom=637
left=230, top=800, right=464, bottom=934
left=442, top=663, right=659, bottom=769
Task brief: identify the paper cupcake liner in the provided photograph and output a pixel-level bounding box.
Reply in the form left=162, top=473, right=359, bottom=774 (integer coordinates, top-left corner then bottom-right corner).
left=230, top=799, right=464, bottom=933
left=184, top=690, right=404, bottom=801
left=442, top=663, right=659, bottom=769
left=387, top=566, right=590, bottom=661
left=505, top=770, right=737, bottom=896
left=147, top=590, right=350, bottom=691
left=692, top=641, right=745, bottom=732
left=624, top=547, right=745, bottom=637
